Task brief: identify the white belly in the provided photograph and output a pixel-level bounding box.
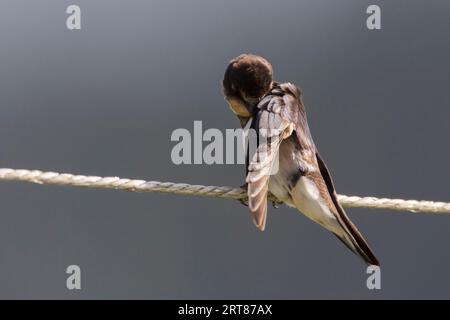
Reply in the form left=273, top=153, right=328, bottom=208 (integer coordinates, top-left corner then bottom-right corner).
left=290, top=176, right=341, bottom=234
left=269, top=170, right=342, bottom=235
left=266, top=138, right=342, bottom=235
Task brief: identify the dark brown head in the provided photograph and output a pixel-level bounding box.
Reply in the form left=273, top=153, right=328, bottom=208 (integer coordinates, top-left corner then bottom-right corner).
left=223, top=54, right=273, bottom=118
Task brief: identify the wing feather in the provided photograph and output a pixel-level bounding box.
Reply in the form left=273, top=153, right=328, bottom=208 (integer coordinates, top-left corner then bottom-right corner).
left=246, top=92, right=292, bottom=231
left=315, top=152, right=380, bottom=266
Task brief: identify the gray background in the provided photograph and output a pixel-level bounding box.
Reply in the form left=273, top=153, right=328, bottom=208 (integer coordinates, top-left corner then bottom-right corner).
left=0, top=0, right=449, bottom=299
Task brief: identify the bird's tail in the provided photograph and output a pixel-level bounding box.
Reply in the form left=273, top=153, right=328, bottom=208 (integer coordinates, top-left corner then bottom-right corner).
left=333, top=212, right=380, bottom=266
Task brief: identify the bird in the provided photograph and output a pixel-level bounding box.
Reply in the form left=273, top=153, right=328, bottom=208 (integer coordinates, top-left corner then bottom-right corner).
left=223, top=53, right=379, bottom=266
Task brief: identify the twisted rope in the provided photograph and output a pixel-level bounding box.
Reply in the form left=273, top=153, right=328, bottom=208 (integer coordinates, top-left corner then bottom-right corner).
left=0, top=168, right=449, bottom=214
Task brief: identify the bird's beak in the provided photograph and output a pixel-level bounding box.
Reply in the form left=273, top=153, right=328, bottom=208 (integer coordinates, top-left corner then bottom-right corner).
left=225, top=96, right=252, bottom=118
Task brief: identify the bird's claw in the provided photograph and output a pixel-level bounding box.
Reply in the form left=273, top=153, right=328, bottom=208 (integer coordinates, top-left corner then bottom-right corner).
left=239, top=198, right=249, bottom=207
left=271, top=199, right=284, bottom=209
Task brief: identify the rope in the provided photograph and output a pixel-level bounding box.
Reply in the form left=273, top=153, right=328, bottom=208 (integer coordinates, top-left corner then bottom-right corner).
left=0, top=168, right=449, bottom=214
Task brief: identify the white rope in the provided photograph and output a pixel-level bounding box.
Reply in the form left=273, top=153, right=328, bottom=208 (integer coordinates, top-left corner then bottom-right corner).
left=0, top=168, right=449, bottom=214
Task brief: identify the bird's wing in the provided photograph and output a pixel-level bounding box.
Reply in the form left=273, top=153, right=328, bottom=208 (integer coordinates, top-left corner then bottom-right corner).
left=315, top=152, right=380, bottom=266
left=246, top=86, right=296, bottom=231
left=277, top=83, right=379, bottom=265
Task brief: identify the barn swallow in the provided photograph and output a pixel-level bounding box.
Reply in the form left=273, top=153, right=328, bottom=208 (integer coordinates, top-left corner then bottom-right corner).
left=223, top=54, right=379, bottom=265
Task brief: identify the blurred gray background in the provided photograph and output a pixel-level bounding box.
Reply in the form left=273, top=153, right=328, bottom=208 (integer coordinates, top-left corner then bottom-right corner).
left=0, top=0, right=449, bottom=299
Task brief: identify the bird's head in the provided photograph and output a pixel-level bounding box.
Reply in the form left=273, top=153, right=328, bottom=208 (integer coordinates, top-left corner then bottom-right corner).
left=223, top=54, right=273, bottom=119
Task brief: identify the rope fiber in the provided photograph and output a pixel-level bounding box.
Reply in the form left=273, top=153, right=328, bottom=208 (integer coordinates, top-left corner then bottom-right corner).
left=1, top=168, right=449, bottom=214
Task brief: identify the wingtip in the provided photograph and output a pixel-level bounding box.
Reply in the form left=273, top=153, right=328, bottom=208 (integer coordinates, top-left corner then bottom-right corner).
left=251, top=209, right=267, bottom=231
left=367, top=257, right=381, bottom=267
left=253, top=219, right=266, bottom=231
left=356, top=242, right=380, bottom=267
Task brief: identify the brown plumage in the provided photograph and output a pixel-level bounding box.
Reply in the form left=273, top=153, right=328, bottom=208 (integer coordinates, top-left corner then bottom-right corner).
left=223, top=54, right=379, bottom=266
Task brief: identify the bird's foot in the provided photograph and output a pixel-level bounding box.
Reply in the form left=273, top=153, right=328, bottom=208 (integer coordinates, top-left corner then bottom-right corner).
left=271, top=199, right=284, bottom=209
left=268, top=192, right=283, bottom=208
left=239, top=182, right=249, bottom=207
